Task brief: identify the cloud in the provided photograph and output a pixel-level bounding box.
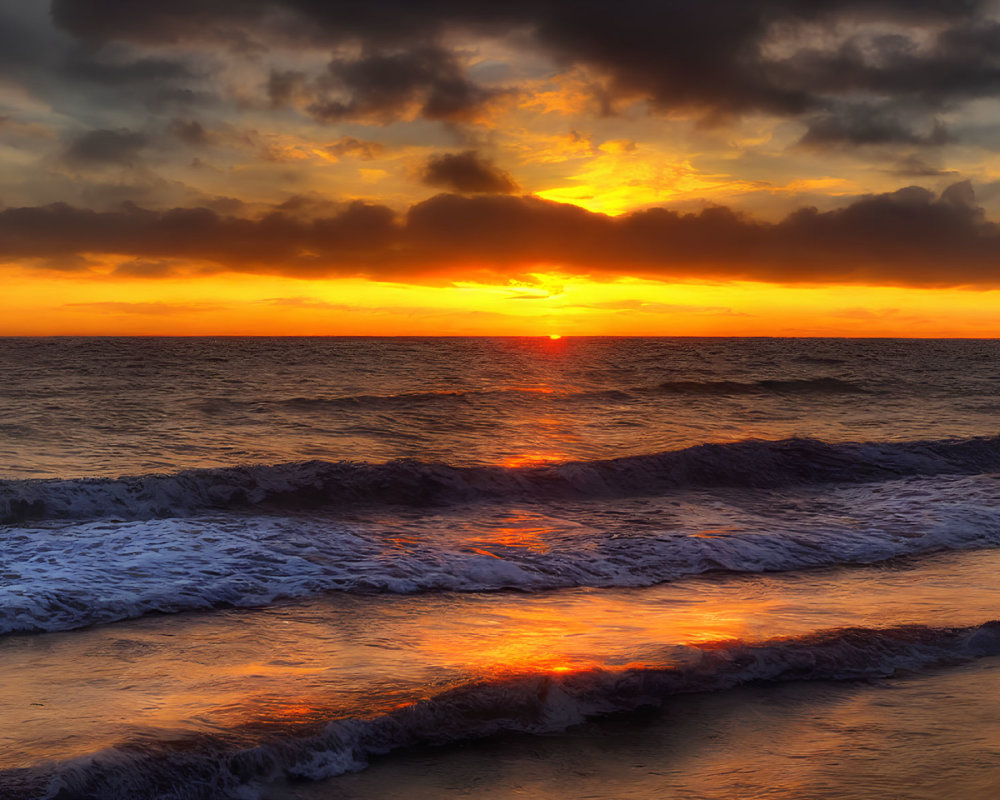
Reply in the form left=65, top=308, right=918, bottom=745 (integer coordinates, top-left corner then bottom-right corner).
left=887, top=155, right=960, bottom=177
left=25, top=254, right=95, bottom=272
left=799, top=105, right=951, bottom=147
left=66, top=50, right=198, bottom=87
left=421, top=151, right=518, bottom=194
left=267, top=70, right=307, bottom=108
left=168, top=118, right=210, bottom=146
left=0, top=199, right=399, bottom=272
left=64, top=128, right=148, bottom=166
left=4, top=182, right=1000, bottom=287
left=47, top=0, right=1000, bottom=138
left=111, top=258, right=177, bottom=278
left=307, top=46, right=500, bottom=124
left=326, top=136, right=385, bottom=160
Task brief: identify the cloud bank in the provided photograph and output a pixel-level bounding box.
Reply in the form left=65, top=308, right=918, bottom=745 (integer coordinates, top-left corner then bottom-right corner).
left=4, top=182, right=998, bottom=287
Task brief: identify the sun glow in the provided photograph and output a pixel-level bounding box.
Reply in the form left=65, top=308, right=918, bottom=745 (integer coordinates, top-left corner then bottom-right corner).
left=2, top=265, right=1000, bottom=336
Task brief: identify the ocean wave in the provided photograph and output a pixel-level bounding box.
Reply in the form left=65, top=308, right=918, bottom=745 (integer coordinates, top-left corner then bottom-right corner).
left=649, top=377, right=866, bottom=395
left=15, top=621, right=1000, bottom=800
left=4, top=435, right=1000, bottom=524
left=4, top=473, right=1000, bottom=634
left=189, top=377, right=868, bottom=418
left=196, top=389, right=474, bottom=414
left=194, top=386, right=635, bottom=415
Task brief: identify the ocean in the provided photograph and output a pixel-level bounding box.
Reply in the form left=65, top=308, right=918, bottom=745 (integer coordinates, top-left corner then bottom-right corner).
left=3, top=337, right=1000, bottom=799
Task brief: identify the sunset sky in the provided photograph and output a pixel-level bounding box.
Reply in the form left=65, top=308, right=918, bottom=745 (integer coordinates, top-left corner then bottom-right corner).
left=5, top=0, right=1000, bottom=335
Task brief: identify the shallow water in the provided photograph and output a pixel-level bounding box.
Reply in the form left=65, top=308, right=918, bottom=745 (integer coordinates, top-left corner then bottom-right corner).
left=278, top=658, right=1000, bottom=800
left=6, top=549, right=1000, bottom=785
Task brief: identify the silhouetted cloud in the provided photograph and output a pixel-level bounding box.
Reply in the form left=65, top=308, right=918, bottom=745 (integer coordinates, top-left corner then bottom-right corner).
left=4, top=182, right=1000, bottom=286
left=421, top=151, right=518, bottom=194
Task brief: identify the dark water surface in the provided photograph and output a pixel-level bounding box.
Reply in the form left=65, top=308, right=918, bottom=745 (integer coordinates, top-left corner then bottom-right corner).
left=2, top=337, right=1000, bottom=799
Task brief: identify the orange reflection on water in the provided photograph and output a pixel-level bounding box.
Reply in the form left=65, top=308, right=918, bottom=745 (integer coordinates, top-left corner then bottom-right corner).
left=12, top=550, right=1000, bottom=774
left=469, top=509, right=565, bottom=552
left=507, top=385, right=559, bottom=394
left=499, top=407, right=578, bottom=468
left=500, top=452, right=567, bottom=468
left=415, top=589, right=771, bottom=683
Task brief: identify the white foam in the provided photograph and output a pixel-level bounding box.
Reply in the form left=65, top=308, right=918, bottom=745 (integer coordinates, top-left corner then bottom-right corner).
left=4, top=473, right=1000, bottom=634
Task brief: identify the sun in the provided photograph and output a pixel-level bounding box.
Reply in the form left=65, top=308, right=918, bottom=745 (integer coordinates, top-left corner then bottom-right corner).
left=548, top=334, right=562, bottom=340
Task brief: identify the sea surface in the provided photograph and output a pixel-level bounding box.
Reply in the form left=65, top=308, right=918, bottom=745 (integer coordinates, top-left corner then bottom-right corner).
left=2, top=337, right=1000, bottom=799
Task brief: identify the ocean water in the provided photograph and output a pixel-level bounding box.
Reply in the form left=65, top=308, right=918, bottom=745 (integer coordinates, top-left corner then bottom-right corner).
left=2, top=337, right=1000, bottom=799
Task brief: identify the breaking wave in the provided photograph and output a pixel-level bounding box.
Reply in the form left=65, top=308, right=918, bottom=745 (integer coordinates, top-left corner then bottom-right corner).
left=4, top=435, right=1000, bottom=524
left=12, top=622, right=1000, bottom=800
left=5, top=471, right=1000, bottom=634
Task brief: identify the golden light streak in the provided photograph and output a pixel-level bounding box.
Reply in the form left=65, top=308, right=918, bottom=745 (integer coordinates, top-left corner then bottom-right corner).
left=535, top=147, right=760, bottom=215
left=1, top=262, right=999, bottom=336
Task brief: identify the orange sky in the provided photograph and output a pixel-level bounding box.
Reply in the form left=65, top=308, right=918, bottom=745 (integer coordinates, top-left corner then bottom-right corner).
left=4, top=1, right=1000, bottom=335
left=5, top=267, right=1000, bottom=337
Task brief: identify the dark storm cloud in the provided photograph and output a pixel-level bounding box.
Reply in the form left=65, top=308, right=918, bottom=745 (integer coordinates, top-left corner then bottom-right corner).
left=64, top=128, right=148, bottom=166
left=308, top=46, right=499, bottom=123
left=47, top=0, right=1000, bottom=133
left=421, top=151, right=518, bottom=194
left=65, top=50, right=197, bottom=86
left=799, top=105, right=951, bottom=147
left=771, top=19, right=1000, bottom=106
left=4, top=182, right=1000, bottom=287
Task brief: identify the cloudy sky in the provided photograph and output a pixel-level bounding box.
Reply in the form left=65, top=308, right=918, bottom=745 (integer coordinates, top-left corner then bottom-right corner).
left=4, top=0, right=1000, bottom=334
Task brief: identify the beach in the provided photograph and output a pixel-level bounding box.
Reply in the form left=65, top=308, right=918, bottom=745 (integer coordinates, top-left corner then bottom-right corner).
left=3, top=337, right=1000, bottom=799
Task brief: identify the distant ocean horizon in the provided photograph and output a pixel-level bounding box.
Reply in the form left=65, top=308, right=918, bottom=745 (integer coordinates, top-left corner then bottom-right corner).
left=4, top=336, right=1000, bottom=799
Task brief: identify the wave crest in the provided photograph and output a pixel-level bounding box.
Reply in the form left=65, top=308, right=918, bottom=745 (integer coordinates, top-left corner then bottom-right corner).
left=4, top=436, right=1000, bottom=524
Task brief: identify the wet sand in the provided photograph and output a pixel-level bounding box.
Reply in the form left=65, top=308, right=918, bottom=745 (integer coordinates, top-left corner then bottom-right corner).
left=272, top=657, right=1000, bottom=800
